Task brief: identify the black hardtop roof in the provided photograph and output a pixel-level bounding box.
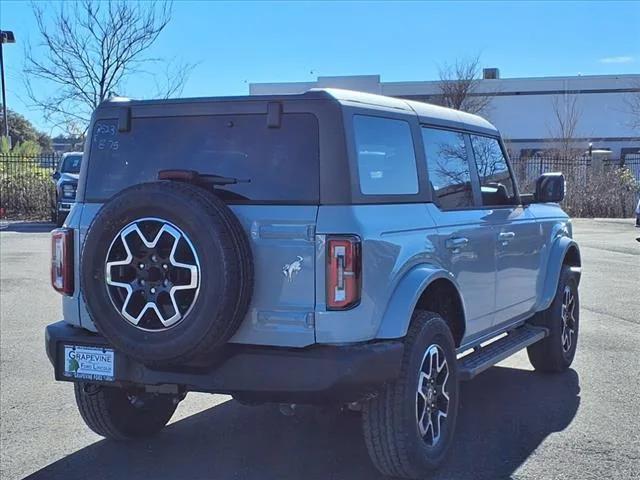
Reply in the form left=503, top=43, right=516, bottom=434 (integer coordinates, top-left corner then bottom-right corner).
left=101, top=89, right=333, bottom=106
left=99, top=88, right=498, bottom=134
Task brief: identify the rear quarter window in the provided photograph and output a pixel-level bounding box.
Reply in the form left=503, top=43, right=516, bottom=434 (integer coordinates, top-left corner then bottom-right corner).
left=85, top=113, right=319, bottom=203
left=353, top=115, right=419, bottom=195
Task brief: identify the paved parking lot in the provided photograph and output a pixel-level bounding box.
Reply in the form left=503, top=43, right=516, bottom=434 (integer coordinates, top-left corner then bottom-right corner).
left=1, top=218, right=639, bottom=480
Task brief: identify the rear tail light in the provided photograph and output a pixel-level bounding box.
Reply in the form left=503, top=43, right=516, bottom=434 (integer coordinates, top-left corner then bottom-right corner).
left=326, top=236, right=361, bottom=310
left=51, top=228, right=74, bottom=295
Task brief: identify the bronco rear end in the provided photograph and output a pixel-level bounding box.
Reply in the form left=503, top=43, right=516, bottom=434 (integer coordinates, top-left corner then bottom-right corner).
left=46, top=90, right=403, bottom=414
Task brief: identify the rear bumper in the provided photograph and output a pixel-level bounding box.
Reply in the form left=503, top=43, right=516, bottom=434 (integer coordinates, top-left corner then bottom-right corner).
left=45, top=321, right=404, bottom=404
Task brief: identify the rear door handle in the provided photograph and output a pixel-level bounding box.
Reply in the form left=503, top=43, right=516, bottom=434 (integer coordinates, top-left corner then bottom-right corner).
left=445, top=237, right=469, bottom=251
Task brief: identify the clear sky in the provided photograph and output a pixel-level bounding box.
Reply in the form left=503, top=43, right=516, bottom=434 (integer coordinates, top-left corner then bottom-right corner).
left=2, top=0, right=639, bottom=134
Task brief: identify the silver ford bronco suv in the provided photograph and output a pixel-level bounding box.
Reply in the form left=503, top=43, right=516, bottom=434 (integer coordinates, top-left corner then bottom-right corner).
left=46, top=89, right=581, bottom=478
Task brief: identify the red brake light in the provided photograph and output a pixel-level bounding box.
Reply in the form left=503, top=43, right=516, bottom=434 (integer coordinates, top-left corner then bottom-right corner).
left=326, top=236, right=361, bottom=310
left=51, top=228, right=74, bottom=295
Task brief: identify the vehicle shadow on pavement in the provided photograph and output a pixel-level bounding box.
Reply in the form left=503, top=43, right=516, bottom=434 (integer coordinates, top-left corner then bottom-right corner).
left=26, top=366, right=580, bottom=480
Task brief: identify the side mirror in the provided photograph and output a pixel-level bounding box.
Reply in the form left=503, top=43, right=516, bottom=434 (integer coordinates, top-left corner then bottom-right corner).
left=535, top=172, right=565, bottom=203
left=52, top=171, right=61, bottom=180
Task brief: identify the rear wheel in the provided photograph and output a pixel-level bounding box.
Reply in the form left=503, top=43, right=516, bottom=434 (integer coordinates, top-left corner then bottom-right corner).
left=74, top=383, right=178, bottom=440
left=527, top=265, right=579, bottom=372
left=362, top=311, right=459, bottom=479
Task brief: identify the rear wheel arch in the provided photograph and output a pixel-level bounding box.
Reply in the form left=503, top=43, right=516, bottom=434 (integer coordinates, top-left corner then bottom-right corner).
left=414, top=278, right=466, bottom=348
left=376, top=268, right=467, bottom=345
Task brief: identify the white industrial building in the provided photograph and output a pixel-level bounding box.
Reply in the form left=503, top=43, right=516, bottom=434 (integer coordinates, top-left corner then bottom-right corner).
left=250, top=72, right=640, bottom=159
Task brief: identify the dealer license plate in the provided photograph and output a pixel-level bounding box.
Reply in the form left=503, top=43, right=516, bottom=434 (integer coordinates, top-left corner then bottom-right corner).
left=63, top=345, right=115, bottom=382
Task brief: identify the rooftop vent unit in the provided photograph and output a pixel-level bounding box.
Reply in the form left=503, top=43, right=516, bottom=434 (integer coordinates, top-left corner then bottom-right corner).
left=483, top=68, right=500, bottom=80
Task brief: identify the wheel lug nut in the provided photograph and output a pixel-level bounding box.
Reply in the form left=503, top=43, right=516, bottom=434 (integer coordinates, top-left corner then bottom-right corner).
left=162, top=264, right=168, bottom=270
left=163, top=279, right=169, bottom=287
left=151, top=255, right=158, bottom=262
left=150, top=287, right=156, bottom=294
left=139, top=263, right=145, bottom=269
left=140, top=279, right=145, bottom=285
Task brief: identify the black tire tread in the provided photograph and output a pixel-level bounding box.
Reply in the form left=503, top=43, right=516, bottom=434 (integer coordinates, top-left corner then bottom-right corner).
left=362, top=311, right=457, bottom=479
left=527, top=265, right=579, bottom=373
left=187, top=185, right=254, bottom=347
left=74, top=383, right=176, bottom=440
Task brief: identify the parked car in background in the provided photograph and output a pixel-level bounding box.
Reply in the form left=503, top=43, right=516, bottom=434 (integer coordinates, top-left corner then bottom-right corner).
left=52, top=152, right=82, bottom=226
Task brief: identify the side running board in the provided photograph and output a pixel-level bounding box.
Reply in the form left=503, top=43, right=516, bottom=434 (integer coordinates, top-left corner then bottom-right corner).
left=458, top=325, right=548, bottom=381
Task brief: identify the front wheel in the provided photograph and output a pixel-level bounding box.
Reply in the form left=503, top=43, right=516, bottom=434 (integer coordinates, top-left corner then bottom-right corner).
left=362, top=311, right=459, bottom=479
left=74, top=383, right=178, bottom=440
left=527, top=265, right=580, bottom=373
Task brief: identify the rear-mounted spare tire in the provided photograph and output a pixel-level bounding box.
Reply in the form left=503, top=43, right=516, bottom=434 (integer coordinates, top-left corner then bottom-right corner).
left=81, top=181, right=253, bottom=366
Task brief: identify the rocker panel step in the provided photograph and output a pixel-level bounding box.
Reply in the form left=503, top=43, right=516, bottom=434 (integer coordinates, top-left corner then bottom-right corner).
left=458, top=325, right=548, bottom=381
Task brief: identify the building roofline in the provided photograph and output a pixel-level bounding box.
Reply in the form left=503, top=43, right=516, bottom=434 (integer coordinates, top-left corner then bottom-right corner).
left=382, top=72, right=640, bottom=87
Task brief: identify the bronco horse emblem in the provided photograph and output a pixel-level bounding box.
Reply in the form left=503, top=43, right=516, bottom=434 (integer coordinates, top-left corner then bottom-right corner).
left=283, top=256, right=304, bottom=282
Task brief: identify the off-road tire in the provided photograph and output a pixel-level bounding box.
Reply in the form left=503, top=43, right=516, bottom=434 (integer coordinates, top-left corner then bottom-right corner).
left=189, top=185, right=254, bottom=345
left=74, top=383, right=177, bottom=440
left=527, top=265, right=579, bottom=372
left=362, top=310, right=459, bottom=479
left=81, top=181, right=254, bottom=366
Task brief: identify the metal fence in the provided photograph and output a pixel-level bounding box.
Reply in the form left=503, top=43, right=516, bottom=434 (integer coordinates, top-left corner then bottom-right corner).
left=510, top=155, right=640, bottom=185
left=1, top=153, right=639, bottom=220
left=510, top=155, right=640, bottom=217
left=0, top=154, right=59, bottom=220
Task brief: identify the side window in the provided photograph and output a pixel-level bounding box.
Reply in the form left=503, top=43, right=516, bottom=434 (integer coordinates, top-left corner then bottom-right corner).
left=353, top=115, right=419, bottom=195
left=470, top=135, right=517, bottom=206
left=421, top=127, right=475, bottom=209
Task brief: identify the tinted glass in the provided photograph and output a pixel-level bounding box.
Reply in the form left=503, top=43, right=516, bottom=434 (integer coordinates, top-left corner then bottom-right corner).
left=353, top=115, right=419, bottom=195
left=61, top=154, right=82, bottom=174
left=86, top=113, right=319, bottom=203
left=470, top=135, right=517, bottom=206
left=422, top=127, right=475, bottom=209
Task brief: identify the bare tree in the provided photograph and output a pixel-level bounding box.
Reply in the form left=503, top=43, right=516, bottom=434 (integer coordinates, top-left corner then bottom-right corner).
left=435, top=56, right=493, bottom=115
left=548, top=95, right=583, bottom=157
left=24, top=0, right=193, bottom=133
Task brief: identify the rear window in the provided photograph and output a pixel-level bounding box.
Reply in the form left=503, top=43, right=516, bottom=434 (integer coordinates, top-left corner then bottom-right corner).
left=61, top=154, right=82, bottom=174
left=85, top=113, right=319, bottom=203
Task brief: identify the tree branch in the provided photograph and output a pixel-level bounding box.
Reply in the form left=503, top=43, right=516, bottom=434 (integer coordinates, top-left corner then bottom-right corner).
left=24, top=0, right=189, bottom=133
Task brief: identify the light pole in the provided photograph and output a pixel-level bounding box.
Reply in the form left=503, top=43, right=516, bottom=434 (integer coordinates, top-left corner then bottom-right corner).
left=1, top=30, right=16, bottom=147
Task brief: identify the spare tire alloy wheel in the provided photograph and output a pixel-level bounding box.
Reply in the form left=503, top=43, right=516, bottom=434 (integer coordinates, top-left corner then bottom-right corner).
left=105, top=218, right=200, bottom=331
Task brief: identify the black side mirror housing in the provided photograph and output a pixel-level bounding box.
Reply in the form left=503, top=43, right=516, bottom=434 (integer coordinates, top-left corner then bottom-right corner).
left=535, top=172, right=565, bottom=203
left=52, top=171, right=61, bottom=180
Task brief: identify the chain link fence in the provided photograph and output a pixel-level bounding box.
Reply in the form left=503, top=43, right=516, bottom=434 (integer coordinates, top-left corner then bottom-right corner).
left=1, top=153, right=639, bottom=221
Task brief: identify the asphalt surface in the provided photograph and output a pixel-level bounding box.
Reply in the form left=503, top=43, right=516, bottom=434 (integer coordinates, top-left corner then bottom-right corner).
left=1, top=218, right=639, bottom=480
